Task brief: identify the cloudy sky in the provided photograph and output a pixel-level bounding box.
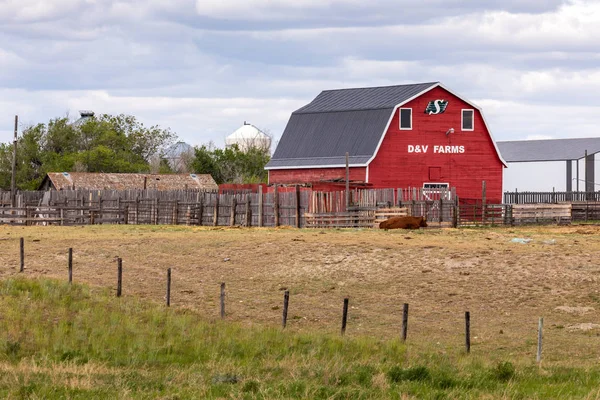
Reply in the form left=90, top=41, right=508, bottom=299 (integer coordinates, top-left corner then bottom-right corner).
left=0, top=0, right=599, bottom=158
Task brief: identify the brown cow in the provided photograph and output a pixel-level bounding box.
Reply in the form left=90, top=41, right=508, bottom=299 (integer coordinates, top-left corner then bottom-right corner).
left=379, top=216, right=427, bottom=230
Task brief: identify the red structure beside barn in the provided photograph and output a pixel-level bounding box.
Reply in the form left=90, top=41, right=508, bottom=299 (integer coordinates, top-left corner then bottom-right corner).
left=266, top=82, right=507, bottom=203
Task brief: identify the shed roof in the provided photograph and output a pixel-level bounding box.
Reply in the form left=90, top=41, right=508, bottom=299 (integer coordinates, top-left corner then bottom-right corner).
left=41, top=172, right=218, bottom=191
left=497, top=138, right=600, bottom=162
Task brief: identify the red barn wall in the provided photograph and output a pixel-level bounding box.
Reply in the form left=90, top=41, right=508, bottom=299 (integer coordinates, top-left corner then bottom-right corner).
left=269, top=167, right=367, bottom=185
left=367, top=86, right=504, bottom=203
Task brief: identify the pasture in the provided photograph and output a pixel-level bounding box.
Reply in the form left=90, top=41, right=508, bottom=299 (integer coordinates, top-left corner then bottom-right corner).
left=2, top=223, right=600, bottom=367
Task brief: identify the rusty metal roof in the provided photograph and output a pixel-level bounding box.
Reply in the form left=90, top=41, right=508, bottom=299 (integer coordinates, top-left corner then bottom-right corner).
left=42, top=172, right=218, bottom=191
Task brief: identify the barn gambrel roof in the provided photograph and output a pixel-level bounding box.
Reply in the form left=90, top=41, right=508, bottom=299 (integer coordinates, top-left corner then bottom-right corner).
left=266, top=82, right=507, bottom=170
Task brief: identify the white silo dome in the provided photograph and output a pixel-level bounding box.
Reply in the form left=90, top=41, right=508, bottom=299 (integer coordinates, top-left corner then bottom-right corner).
left=225, top=122, right=271, bottom=152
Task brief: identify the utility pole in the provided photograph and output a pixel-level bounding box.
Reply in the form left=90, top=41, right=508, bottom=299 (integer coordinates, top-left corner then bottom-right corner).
left=345, top=152, right=350, bottom=210
left=10, top=115, right=18, bottom=207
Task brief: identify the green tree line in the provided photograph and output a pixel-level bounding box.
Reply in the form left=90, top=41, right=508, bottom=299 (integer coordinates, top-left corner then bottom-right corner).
left=0, top=114, right=270, bottom=190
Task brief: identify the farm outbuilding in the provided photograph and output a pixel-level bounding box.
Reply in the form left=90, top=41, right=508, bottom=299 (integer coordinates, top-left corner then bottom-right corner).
left=266, top=82, right=507, bottom=203
left=39, top=172, right=218, bottom=191
left=498, top=137, right=600, bottom=193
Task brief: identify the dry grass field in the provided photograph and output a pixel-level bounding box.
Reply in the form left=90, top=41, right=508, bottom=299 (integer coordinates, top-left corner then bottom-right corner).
left=2, top=223, right=600, bottom=367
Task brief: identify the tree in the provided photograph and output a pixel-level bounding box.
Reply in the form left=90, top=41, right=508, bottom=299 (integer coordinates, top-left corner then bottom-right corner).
left=191, top=142, right=270, bottom=184
left=0, top=114, right=177, bottom=190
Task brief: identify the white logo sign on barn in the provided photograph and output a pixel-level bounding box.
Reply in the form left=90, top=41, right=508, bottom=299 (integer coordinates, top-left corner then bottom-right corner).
left=424, top=100, right=449, bottom=115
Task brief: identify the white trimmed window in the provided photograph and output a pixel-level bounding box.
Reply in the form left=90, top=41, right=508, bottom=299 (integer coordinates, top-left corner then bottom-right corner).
left=462, top=109, right=474, bottom=131
left=400, top=108, right=412, bottom=130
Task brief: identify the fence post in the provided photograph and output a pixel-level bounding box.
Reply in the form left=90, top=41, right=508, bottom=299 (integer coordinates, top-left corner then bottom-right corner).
left=452, top=202, right=458, bottom=228
left=245, top=196, right=251, bottom=227
left=220, top=282, right=226, bottom=319
left=401, top=303, right=409, bottom=342
left=230, top=197, right=237, bottom=227
left=166, top=268, right=171, bottom=307
left=274, top=185, right=280, bottom=227
left=295, top=185, right=301, bottom=228
left=116, top=197, right=121, bottom=224
left=99, top=194, right=103, bottom=224
left=19, top=237, right=24, bottom=273
left=481, top=181, right=486, bottom=224
left=282, top=290, right=290, bottom=329
left=537, top=317, right=543, bottom=363
left=124, top=205, right=129, bottom=225
left=258, top=185, right=264, bottom=227
left=198, top=195, right=204, bottom=226
left=117, top=258, right=122, bottom=297
left=155, top=199, right=159, bottom=225
left=173, top=200, right=179, bottom=225
left=213, top=196, right=219, bottom=226
left=465, top=311, right=471, bottom=353
left=341, top=297, right=349, bottom=336
left=68, top=248, right=73, bottom=284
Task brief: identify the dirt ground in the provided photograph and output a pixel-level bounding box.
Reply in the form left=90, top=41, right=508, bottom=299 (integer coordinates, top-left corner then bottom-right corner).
left=2, top=223, right=600, bottom=366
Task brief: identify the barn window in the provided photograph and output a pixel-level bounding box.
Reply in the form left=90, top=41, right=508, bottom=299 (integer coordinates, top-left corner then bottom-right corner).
left=462, top=109, right=474, bottom=131
left=400, top=108, right=412, bottom=130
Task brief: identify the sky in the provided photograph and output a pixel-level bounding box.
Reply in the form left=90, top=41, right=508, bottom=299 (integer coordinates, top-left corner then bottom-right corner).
left=0, top=0, right=599, bottom=190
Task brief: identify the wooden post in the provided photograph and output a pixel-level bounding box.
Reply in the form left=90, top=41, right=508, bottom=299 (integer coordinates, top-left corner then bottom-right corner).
left=98, top=194, right=103, bottom=225
left=452, top=202, right=458, bottom=228
left=116, top=197, right=121, bottom=224
left=117, top=258, right=122, bottom=297
left=282, top=290, right=290, bottom=329
left=295, top=185, right=301, bottom=228
left=341, top=298, right=349, bottom=336
left=230, top=197, right=237, bottom=226
left=537, top=317, right=543, bottom=363
left=465, top=311, right=471, bottom=353
left=10, top=115, right=17, bottom=208
left=401, top=303, right=409, bottom=342
left=258, top=185, right=264, bottom=227
left=213, top=196, right=219, bottom=226
left=245, top=196, right=251, bottom=227
left=124, top=205, right=129, bottom=225
left=198, top=195, right=204, bottom=226
left=220, top=282, right=226, bottom=319
left=135, top=197, right=139, bottom=225
left=481, top=181, right=487, bottom=224
left=166, top=268, right=171, bottom=307
left=173, top=200, right=179, bottom=225
left=19, top=237, right=24, bottom=273
left=60, top=208, right=64, bottom=226
left=345, top=152, right=350, bottom=210
left=154, top=199, right=159, bottom=225
left=68, top=248, right=73, bottom=284
left=274, top=185, right=280, bottom=227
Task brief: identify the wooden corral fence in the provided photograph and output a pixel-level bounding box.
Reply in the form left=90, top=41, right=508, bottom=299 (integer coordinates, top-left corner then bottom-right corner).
left=512, top=204, right=572, bottom=225
left=2, top=187, right=595, bottom=228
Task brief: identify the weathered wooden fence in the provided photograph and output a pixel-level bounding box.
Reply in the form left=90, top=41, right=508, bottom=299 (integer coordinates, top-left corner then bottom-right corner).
left=2, top=187, right=595, bottom=227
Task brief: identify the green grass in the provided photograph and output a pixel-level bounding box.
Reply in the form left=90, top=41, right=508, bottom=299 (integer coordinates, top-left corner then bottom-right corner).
left=1, top=278, right=600, bottom=399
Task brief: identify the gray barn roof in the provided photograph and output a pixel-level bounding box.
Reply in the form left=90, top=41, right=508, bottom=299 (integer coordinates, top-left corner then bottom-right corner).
left=497, top=138, right=600, bottom=162
left=267, top=82, right=438, bottom=169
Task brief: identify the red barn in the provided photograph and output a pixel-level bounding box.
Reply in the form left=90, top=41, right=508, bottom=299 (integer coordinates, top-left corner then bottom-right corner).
left=266, top=82, right=507, bottom=203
